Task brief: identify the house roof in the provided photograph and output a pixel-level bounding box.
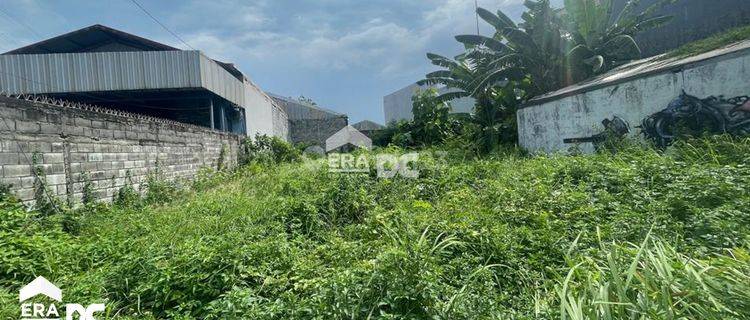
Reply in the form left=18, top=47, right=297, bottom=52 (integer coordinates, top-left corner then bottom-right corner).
left=352, top=120, right=385, bottom=131
left=3, top=24, right=179, bottom=55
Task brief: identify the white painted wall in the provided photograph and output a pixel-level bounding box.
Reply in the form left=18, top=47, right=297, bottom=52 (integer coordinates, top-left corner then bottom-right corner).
left=243, top=79, right=289, bottom=140
left=518, top=44, right=750, bottom=154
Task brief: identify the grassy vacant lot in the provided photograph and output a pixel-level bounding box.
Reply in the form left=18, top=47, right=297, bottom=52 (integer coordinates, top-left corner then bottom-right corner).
left=1, top=137, right=749, bottom=319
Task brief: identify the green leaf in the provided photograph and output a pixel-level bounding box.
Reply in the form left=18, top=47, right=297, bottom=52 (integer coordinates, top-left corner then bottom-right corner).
left=565, top=0, right=612, bottom=42
left=476, top=7, right=507, bottom=31
left=417, top=77, right=464, bottom=89
left=455, top=34, right=509, bottom=52
left=601, top=34, right=642, bottom=61
left=470, top=67, right=525, bottom=96
left=485, top=53, right=525, bottom=69
left=425, top=70, right=453, bottom=79
left=436, top=91, right=470, bottom=104
left=501, top=28, right=540, bottom=54
left=566, top=44, right=594, bottom=61
left=634, top=15, right=673, bottom=32
left=495, top=9, right=517, bottom=29
left=426, top=53, right=461, bottom=69
left=583, top=55, right=605, bottom=72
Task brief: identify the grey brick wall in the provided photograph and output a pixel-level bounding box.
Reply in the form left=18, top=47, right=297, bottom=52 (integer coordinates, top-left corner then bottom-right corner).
left=289, top=117, right=348, bottom=147
left=0, top=95, right=241, bottom=205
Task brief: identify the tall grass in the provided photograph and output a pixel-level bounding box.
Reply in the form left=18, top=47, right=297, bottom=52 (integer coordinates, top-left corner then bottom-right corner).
left=1, top=137, right=749, bottom=318
left=560, top=230, right=750, bottom=319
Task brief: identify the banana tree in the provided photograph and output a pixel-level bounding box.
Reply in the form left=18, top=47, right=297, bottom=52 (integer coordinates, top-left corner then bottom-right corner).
left=453, top=0, right=575, bottom=96
left=418, top=50, right=528, bottom=152
left=565, top=0, right=676, bottom=80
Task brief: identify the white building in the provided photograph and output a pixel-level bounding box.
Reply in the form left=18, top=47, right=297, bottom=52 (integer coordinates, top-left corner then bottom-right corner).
left=383, top=83, right=475, bottom=124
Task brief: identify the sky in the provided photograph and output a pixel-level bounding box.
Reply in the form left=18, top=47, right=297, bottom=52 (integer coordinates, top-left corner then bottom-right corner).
left=0, top=0, right=562, bottom=124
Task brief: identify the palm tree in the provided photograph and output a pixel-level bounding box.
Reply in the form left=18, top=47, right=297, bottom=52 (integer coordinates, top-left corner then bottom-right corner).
left=418, top=1, right=567, bottom=152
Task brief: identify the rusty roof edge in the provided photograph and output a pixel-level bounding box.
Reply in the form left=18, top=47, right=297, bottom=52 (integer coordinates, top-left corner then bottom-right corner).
left=521, top=40, right=750, bottom=109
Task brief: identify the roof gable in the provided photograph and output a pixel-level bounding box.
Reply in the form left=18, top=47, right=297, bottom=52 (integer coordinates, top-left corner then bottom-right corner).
left=3, top=24, right=178, bottom=55
left=268, top=93, right=345, bottom=120
left=352, top=120, right=384, bottom=131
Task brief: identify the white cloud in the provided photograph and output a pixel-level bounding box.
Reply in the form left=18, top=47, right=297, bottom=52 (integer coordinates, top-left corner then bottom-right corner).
left=172, top=0, right=539, bottom=81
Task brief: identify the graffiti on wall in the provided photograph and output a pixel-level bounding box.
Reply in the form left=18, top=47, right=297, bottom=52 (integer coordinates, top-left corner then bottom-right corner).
left=641, top=91, right=750, bottom=147
left=563, top=116, right=630, bottom=150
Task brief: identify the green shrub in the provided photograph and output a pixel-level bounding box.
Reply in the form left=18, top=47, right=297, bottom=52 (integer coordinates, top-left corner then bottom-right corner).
left=114, top=170, right=140, bottom=207
left=217, top=143, right=229, bottom=171
left=241, top=134, right=300, bottom=165
left=0, top=196, right=84, bottom=318
left=144, top=167, right=181, bottom=205
left=32, top=152, right=64, bottom=217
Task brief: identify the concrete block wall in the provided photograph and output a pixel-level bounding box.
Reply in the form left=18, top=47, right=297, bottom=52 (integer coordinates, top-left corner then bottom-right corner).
left=0, top=95, right=241, bottom=204
left=289, top=117, right=348, bottom=147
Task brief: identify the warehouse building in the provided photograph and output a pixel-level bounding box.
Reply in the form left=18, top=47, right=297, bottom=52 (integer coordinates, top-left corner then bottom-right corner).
left=269, top=93, right=348, bottom=146
left=0, top=24, right=288, bottom=139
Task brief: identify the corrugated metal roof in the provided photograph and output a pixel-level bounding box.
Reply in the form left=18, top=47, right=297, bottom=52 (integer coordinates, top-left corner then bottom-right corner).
left=352, top=120, right=384, bottom=131
left=0, top=50, right=246, bottom=107
left=268, top=93, right=346, bottom=120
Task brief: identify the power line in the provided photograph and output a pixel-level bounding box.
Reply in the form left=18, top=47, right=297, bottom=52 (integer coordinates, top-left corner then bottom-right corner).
left=0, top=31, right=18, bottom=44
left=0, top=7, right=45, bottom=39
left=128, top=0, right=195, bottom=50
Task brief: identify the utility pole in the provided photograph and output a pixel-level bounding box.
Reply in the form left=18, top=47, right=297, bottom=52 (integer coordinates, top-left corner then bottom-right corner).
left=475, top=0, right=480, bottom=35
